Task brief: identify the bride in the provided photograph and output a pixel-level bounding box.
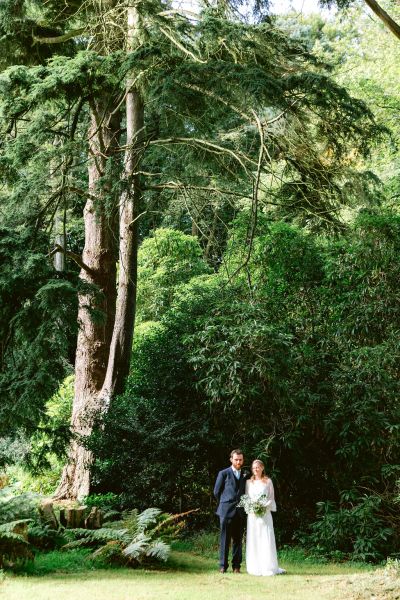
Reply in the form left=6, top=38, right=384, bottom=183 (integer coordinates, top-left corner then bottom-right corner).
left=245, top=459, right=285, bottom=576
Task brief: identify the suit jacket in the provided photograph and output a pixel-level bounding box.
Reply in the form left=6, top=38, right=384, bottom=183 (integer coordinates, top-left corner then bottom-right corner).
left=214, top=467, right=247, bottom=519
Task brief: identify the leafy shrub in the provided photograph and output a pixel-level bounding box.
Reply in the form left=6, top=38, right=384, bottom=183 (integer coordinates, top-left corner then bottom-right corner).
left=89, top=214, right=400, bottom=558
left=83, top=492, right=122, bottom=523
left=7, top=460, right=64, bottom=496
left=303, top=494, right=394, bottom=562
left=173, top=530, right=219, bottom=559
left=88, top=312, right=224, bottom=513
left=84, top=493, right=121, bottom=510
left=137, top=228, right=210, bottom=322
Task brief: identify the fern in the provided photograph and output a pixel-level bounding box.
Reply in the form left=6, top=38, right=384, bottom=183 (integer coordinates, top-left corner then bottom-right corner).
left=102, top=509, right=120, bottom=523
left=144, top=540, right=170, bottom=562
left=136, top=508, right=162, bottom=531
left=0, top=519, right=31, bottom=543
left=0, top=487, right=40, bottom=524
left=123, top=534, right=151, bottom=560
left=63, top=527, right=129, bottom=549
left=0, top=487, right=47, bottom=567
left=0, top=519, right=33, bottom=567
left=63, top=506, right=181, bottom=566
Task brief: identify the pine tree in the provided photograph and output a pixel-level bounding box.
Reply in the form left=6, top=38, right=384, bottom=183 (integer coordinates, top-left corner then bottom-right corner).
left=0, top=0, right=383, bottom=498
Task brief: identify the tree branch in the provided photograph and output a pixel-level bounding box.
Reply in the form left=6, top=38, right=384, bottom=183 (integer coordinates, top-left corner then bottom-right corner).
left=148, top=137, right=257, bottom=171
left=145, top=182, right=251, bottom=199
left=49, top=244, right=95, bottom=275
left=33, top=28, right=86, bottom=45
left=158, top=27, right=206, bottom=63
left=363, top=0, right=400, bottom=41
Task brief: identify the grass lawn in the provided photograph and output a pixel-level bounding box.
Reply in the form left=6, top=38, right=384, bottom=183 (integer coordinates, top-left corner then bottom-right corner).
left=0, top=545, right=398, bottom=600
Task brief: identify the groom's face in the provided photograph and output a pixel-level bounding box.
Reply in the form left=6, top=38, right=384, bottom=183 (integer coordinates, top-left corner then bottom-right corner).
left=230, top=453, right=244, bottom=470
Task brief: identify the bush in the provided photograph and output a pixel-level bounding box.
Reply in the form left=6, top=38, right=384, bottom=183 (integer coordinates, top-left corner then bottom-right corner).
left=303, top=494, right=394, bottom=562
left=88, top=214, right=400, bottom=558
left=84, top=492, right=121, bottom=510
left=88, top=312, right=225, bottom=513
left=0, top=485, right=68, bottom=558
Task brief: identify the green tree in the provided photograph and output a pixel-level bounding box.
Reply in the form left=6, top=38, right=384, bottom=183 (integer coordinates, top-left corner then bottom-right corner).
left=0, top=0, right=384, bottom=500
left=137, top=229, right=211, bottom=322
left=0, top=227, right=78, bottom=436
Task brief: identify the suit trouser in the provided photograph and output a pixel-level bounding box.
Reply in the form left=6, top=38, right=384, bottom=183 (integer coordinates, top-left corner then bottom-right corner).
left=219, top=511, right=245, bottom=570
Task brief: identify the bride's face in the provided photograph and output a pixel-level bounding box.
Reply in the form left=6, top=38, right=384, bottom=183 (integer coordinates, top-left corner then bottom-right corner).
left=252, top=462, right=263, bottom=478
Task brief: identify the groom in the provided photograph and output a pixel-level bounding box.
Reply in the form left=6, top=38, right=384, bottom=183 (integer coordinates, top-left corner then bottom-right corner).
left=214, top=448, right=247, bottom=573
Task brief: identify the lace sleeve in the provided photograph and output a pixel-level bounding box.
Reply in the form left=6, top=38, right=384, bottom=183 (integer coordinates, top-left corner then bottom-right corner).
left=266, top=478, right=277, bottom=512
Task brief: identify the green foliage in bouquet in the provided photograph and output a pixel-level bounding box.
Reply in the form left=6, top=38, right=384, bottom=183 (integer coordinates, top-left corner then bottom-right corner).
left=237, top=494, right=270, bottom=517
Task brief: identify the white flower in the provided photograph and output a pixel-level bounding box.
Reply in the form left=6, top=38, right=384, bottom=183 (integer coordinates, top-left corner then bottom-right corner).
left=237, top=493, right=269, bottom=517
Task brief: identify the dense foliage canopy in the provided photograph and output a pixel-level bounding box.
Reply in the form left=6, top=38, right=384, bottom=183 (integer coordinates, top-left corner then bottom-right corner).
left=0, top=0, right=399, bottom=563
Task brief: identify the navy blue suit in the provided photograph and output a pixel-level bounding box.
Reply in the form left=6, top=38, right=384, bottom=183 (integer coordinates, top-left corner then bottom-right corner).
left=214, top=467, right=247, bottom=571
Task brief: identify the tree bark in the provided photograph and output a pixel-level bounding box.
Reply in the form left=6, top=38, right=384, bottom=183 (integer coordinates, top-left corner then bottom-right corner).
left=54, top=5, right=144, bottom=500
left=38, top=500, right=59, bottom=529
left=54, top=95, right=121, bottom=500
left=98, top=5, right=144, bottom=407
left=63, top=507, right=86, bottom=528
left=85, top=506, right=103, bottom=529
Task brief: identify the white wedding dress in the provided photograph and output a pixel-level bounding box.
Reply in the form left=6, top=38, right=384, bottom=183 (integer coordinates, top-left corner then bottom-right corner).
left=245, top=478, right=285, bottom=576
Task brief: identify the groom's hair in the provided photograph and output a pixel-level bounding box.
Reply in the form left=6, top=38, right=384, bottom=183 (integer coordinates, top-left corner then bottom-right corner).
left=230, top=448, right=243, bottom=457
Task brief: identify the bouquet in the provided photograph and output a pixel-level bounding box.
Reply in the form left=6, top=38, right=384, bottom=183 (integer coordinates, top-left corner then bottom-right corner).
left=237, top=493, right=270, bottom=517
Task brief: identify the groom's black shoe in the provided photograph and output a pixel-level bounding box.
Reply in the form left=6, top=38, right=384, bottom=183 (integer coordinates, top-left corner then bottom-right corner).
left=233, top=568, right=241, bottom=573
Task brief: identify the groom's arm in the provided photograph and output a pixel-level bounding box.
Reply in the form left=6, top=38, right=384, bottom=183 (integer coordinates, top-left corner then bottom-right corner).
left=214, top=470, right=225, bottom=502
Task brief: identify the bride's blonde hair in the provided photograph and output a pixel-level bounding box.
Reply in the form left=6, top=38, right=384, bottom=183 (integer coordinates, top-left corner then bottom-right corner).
left=250, top=459, right=268, bottom=481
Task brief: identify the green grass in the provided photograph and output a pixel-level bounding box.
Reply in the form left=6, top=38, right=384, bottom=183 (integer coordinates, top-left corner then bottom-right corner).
left=1, top=545, right=394, bottom=600
left=17, top=549, right=112, bottom=576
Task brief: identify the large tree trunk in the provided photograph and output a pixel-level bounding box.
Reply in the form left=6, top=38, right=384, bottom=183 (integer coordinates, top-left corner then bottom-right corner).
left=55, top=6, right=144, bottom=499
left=98, top=6, right=144, bottom=406
left=54, top=95, right=121, bottom=500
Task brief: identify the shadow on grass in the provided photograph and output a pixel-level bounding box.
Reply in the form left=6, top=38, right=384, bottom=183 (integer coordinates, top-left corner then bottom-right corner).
left=166, top=551, right=216, bottom=574
left=13, top=546, right=375, bottom=581
left=171, top=540, right=375, bottom=578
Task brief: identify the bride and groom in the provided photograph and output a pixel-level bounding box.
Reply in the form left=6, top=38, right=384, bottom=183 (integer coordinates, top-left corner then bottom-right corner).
left=213, top=448, right=285, bottom=576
